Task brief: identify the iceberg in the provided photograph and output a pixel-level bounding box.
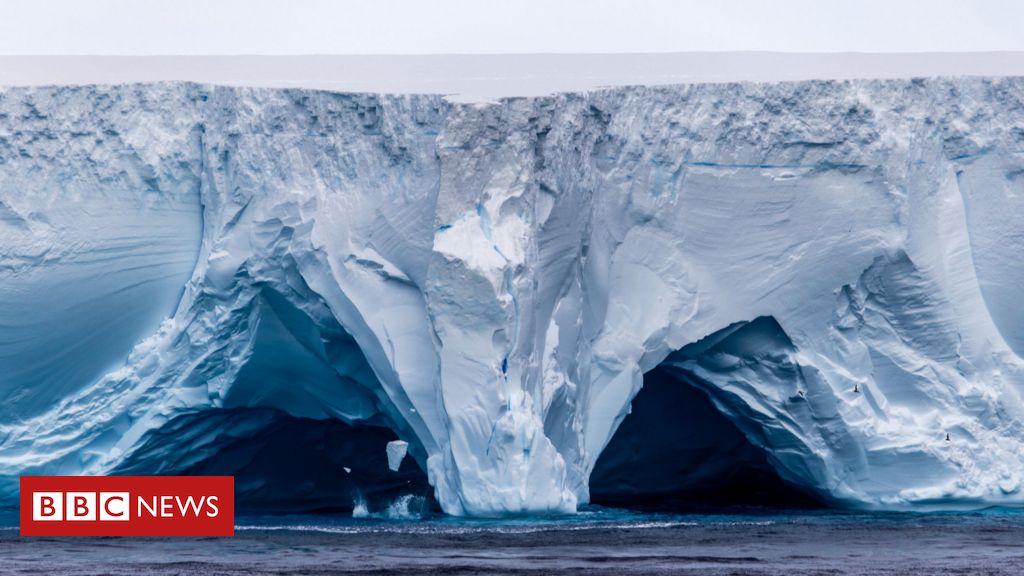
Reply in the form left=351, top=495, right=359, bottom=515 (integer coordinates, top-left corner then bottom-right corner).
left=2, top=77, right=1024, bottom=516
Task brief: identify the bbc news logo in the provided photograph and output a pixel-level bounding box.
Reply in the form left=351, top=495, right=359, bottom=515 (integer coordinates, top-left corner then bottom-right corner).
left=20, top=476, right=234, bottom=536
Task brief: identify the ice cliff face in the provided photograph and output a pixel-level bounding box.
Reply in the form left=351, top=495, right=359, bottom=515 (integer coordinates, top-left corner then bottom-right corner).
left=2, top=78, right=1024, bottom=516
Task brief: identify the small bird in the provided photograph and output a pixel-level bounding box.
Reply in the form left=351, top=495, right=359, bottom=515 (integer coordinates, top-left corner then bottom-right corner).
left=946, top=432, right=951, bottom=442
left=853, top=384, right=860, bottom=393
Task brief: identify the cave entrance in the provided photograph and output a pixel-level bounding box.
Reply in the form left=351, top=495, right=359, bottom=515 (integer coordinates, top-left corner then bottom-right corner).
left=116, top=286, right=432, bottom=514
left=116, top=407, right=432, bottom=513
left=590, top=342, right=821, bottom=511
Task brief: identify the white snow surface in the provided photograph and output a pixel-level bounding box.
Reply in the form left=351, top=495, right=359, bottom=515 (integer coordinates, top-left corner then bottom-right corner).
left=3, top=53, right=1024, bottom=103
left=1, top=77, right=1024, bottom=516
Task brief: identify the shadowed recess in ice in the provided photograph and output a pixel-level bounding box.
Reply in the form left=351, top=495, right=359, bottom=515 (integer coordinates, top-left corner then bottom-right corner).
left=591, top=318, right=822, bottom=509
left=115, top=407, right=431, bottom=513
left=2, top=78, right=1024, bottom=516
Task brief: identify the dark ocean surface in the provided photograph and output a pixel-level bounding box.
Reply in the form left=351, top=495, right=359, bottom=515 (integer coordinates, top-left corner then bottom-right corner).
left=3, top=507, right=1024, bottom=575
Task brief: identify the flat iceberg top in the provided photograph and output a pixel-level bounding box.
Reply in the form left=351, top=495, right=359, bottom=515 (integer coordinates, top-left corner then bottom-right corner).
left=2, top=53, right=1024, bottom=102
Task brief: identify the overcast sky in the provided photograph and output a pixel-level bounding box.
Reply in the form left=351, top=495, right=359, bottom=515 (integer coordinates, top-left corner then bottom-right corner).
left=0, top=0, right=1022, bottom=55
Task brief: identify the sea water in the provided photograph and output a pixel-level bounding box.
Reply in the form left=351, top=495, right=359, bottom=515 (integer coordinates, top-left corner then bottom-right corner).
left=3, top=506, right=1024, bottom=574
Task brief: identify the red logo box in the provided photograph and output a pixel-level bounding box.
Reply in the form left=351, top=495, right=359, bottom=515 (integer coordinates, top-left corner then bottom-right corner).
left=20, top=476, right=234, bottom=536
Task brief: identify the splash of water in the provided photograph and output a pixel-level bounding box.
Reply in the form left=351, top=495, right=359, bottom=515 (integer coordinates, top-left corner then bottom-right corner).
left=350, top=494, right=427, bottom=520
left=352, top=494, right=370, bottom=519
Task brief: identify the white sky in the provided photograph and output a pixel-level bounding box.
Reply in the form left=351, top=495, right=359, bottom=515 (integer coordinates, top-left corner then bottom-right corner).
left=0, top=0, right=1022, bottom=55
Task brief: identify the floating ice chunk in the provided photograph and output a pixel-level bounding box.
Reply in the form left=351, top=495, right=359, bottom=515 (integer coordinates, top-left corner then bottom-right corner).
left=386, top=440, right=409, bottom=472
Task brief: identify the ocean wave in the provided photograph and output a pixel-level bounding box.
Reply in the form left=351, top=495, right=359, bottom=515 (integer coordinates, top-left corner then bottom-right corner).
left=234, top=519, right=716, bottom=535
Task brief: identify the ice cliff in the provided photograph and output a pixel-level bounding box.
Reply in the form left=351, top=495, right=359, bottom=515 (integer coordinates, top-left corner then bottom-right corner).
left=2, top=78, right=1024, bottom=516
